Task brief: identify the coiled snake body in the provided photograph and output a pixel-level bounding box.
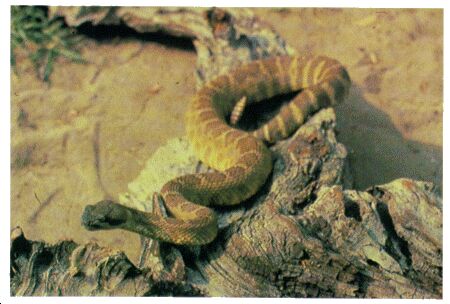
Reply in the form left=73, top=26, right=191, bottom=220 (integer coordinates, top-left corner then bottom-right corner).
left=82, top=55, right=351, bottom=245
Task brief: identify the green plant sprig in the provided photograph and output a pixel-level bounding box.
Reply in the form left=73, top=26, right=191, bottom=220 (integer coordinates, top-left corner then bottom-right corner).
left=11, top=6, right=85, bottom=82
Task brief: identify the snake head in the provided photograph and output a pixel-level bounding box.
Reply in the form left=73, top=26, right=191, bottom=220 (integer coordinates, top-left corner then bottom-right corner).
left=82, top=200, right=128, bottom=231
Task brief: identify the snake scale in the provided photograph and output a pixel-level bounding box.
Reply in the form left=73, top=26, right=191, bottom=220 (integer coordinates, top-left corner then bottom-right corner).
left=82, top=55, right=351, bottom=245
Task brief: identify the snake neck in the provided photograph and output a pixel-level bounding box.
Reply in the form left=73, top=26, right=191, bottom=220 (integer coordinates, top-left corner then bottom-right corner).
left=120, top=203, right=218, bottom=245
left=112, top=206, right=156, bottom=238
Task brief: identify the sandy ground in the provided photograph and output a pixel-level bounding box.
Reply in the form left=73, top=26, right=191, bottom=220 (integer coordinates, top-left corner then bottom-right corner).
left=11, top=8, right=442, bottom=264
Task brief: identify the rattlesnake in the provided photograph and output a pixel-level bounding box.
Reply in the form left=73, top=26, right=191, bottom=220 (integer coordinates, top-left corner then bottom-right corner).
left=82, top=55, right=351, bottom=245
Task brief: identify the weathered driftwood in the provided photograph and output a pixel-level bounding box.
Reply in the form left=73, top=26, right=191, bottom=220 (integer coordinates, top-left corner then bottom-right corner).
left=11, top=7, right=442, bottom=297
left=48, top=6, right=295, bottom=88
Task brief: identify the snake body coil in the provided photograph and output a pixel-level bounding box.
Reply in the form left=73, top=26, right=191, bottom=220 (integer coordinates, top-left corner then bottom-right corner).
left=82, top=55, right=351, bottom=245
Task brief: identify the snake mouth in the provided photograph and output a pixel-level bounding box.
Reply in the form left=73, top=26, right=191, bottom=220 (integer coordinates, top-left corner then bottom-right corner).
left=83, top=222, right=102, bottom=230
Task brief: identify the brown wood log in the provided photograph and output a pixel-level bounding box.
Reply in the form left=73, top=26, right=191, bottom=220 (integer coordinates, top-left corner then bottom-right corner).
left=11, top=7, right=442, bottom=298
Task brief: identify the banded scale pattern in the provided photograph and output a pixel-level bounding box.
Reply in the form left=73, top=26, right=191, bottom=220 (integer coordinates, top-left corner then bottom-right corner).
left=82, top=55, right=350, bottom=245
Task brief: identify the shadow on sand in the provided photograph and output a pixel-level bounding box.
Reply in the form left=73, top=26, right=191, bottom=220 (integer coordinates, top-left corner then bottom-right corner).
left=335, top=85, right=442, bottom=195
